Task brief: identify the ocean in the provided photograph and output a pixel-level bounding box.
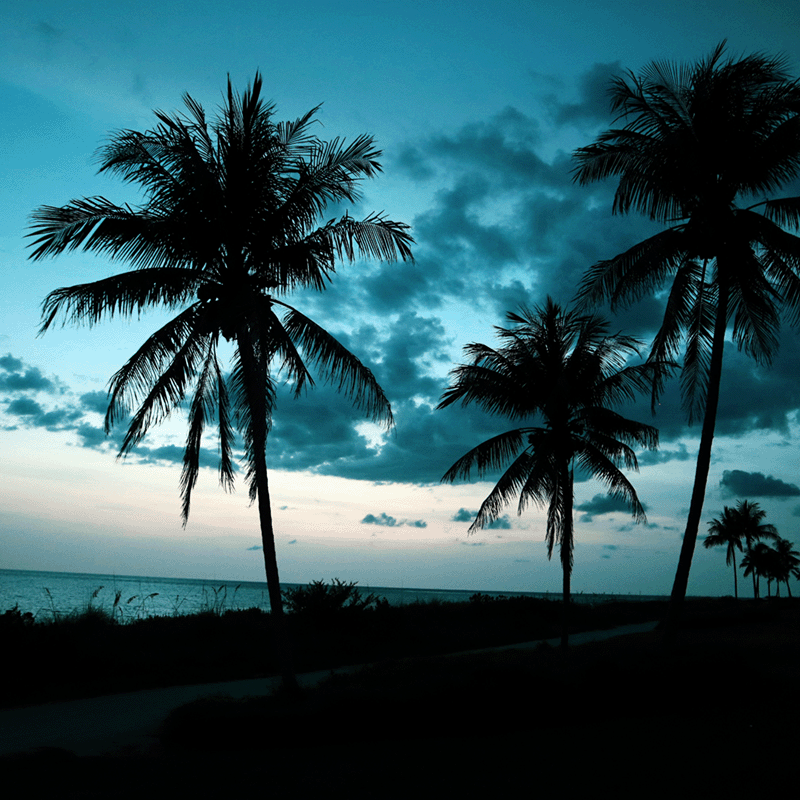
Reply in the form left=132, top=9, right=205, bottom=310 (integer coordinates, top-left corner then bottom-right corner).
left=0, top=568, right=664, bottom=621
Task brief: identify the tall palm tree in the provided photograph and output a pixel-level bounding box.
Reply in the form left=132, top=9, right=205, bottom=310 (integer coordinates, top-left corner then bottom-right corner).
left=572, top=43, right=800, bottom=630
left=703, top=506, right=745, bottom=598
left=438, top=298, right=665, bottom=647
left=29, top=74, right=413, bottom=690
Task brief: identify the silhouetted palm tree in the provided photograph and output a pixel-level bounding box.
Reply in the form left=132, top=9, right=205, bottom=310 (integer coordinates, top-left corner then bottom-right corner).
left=438, top=298, right=664, bottom=647
left=29, top=74, right=413, bottom=690
left=704, top=499, right=778, bottom=598
left=572, top=43, right=800, bottom=629
left=772, top=536, right=800, bottom=597
left=734, top=500, right=778, bottom=598
left=704, top=506, right=745, bottom=598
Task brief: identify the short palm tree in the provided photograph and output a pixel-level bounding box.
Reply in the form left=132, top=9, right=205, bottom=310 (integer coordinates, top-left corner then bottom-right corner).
left=438, top=298, right=665, bottom=647
left=29, top=74, right=413, bottom=690
left=703, top=506, right=745, bottom=598
left=572, top=43, right=800, bottom=628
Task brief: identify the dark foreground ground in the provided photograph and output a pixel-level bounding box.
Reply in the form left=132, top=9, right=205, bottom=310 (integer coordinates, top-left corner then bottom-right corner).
left=2, top=597, right=798, bottom=797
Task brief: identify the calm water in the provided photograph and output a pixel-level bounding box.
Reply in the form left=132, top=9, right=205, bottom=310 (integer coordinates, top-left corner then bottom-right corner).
left=0, top=568, right=665, bottom=621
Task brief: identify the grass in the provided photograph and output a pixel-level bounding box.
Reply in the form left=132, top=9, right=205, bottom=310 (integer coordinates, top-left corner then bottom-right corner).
left=0, top=590, right=668, bottom=708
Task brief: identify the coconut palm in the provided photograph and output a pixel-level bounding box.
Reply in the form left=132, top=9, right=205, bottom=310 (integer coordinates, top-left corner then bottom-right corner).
left=572, top=43, right=800, bottom=628
left=703, top=506, right=746, bottom=598
left=703, top=499, right=778, bottom=598
left=29, top=74, right=413, bottom=690
left=772, top=536, right=800, bottom=597
left=438, top=298, right=665, bottom=647
left=734, top=500, right=778, bottom=597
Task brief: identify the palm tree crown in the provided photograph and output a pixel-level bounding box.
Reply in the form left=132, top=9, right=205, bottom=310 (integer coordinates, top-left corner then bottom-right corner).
left=30, top=74, right=413, bottom=689
left=572, top=42, right=800, bottom=625
left=438, top=298, right=665, bottom=646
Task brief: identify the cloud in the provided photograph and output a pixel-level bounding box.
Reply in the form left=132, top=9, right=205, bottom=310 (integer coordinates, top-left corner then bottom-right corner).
left=485, top=515, right=511, bottom=530
left=246, top=545, right=262, bottom=551
left=577, top=493, right=646, bottom=522
left=452, top=508, right=475, bottom=522
left=362, top=512, right=398, bottom=526
left=542, top=61, right=624, bottom=126
left=719, top=470, right=800, bottom=499
left=361, top=512, right=427, bottom=528
left=0, top=354, right=24, bottom=372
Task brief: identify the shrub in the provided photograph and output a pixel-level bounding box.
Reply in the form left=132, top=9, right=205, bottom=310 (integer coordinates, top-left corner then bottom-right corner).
left=282, top=579, right=386, bottom=619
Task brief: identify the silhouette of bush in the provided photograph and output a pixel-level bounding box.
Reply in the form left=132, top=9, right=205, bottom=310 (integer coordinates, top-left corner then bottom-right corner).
left=282, top=579, right=385, bottom=621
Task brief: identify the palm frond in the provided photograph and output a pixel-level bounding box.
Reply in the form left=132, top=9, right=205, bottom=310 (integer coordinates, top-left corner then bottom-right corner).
left=39, top=269, right=197, bottom=332
left=440, top=429, right=527, bottom=484
left=279, top=303, right=393, bottom=427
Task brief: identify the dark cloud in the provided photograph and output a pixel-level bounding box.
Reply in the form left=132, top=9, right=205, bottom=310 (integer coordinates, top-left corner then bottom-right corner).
left=0, top=354, right=56, bottom=393
left=361, top=512, right=427, bottom=528
left=452, top=508, right=475, bottom=522
left=637, top=443, right=693, bottom=466
left=362, top=513, right=398, bottom=526
left=80, top=391, right=110, bottom=415
left=485, top=515, right=511, bottom=530
left=542, top=61, right=625, bottom=126
left=6, top=397, right=44, bottom=416
left=0, top=354, right=24, bottom=372
left=246, top=545, right=261, bottom=551
left=577, top=493, right=647, bottom=522
left=719, top=470, right=800, bottom=499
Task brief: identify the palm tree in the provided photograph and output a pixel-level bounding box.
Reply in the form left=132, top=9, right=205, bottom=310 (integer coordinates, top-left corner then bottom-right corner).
left=772, top=536, right=800, bottom=597
left=438, top=298, right=665, bottom=647
left=572, top=43, right=800, bottom=630
left=29, top=74, right=413, bottom=690
left=703, top=506, right=745, bottom=598
left=703, top=499, right=777, bottom=598
left=734, top=500, right=778, bottom=598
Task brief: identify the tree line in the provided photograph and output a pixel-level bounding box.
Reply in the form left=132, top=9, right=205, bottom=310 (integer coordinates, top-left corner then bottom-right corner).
left=704, top=499, right=800, bottom=598
left=29, top=42, right=800, bottom=685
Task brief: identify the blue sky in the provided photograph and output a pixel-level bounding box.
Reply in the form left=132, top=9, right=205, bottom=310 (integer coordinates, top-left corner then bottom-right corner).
left=1, top=1, right=799, bottom=596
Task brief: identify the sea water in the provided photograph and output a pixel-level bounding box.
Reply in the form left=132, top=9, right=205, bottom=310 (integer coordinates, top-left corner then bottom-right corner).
left=0, top=568, right=663, bottom=620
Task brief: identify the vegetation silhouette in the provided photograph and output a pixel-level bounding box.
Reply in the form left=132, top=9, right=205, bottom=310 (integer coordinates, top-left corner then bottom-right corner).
left=703, top=499, right=777, bottom=598
left=29, top=74, right=413, bottom=692
left=771, top=536, right=800, bottom=596
left=438, top=298, right=666, bottom=646
left=572, top=42, right=800, bottom=633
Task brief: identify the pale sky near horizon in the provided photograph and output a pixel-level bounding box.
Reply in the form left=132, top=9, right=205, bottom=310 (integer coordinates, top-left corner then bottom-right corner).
left=1, top=1, right=799, bottom=597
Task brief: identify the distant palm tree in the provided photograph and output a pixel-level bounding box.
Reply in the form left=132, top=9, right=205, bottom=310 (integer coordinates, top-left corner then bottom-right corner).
left=29, top=74, right=413, bottom=691
left=734, top=500, right=778, bottom=598
left=704, top=506, right=745, bottom=598
left=438, top=298, right=665, bottom=647
left=703, top=500, right=777, bottom=598
left=772, top=536, right=800, bottom=597
left=572, top=43, right=800, bottom=630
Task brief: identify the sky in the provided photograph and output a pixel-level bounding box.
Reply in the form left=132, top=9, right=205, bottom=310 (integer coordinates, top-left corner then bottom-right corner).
left=1, top=1, right=799, bottom=598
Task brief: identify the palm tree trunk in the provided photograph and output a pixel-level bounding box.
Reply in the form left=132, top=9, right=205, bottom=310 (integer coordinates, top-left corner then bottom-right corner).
left=665, top=280, right=729, bottom=639
left=237, top=332, right=299, bottom=694
left=560, top=466, right=574, bottom=649
left=732, top=551, right=738, bottom=599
